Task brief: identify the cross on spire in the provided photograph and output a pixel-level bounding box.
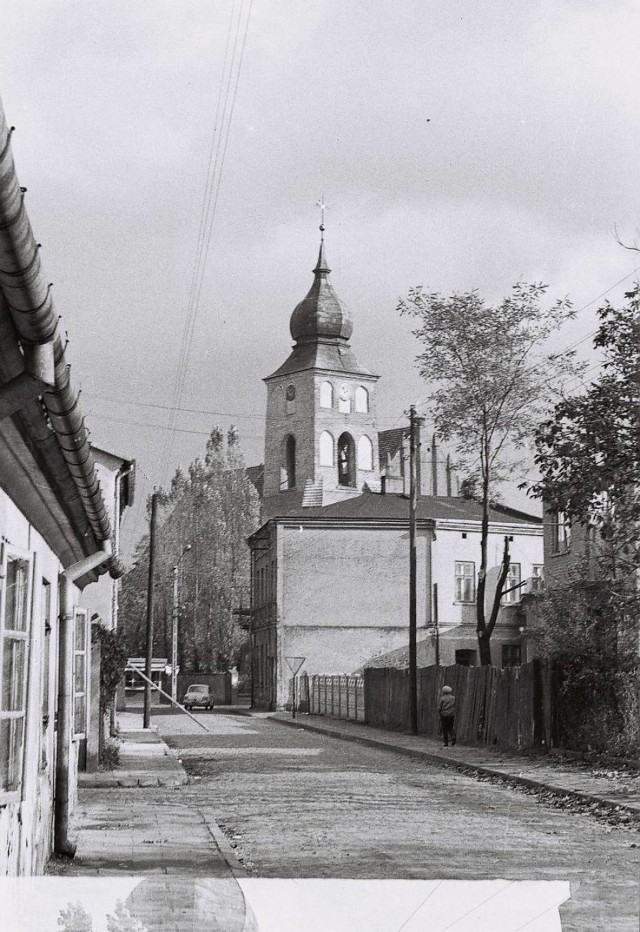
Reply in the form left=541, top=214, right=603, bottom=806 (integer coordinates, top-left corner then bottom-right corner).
left=316, top=196, right=327, bottom=236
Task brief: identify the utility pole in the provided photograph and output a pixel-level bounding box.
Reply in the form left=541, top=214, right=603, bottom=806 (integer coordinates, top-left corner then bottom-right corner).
left=408, top=404, right=420, bottom=735
left=171, top=564, right=179, bottom=704
left=433, top=582, right=440, bottom=668
left=171, top=543, right=191, bottom=703
left=143, top=491, right=159, bottom=729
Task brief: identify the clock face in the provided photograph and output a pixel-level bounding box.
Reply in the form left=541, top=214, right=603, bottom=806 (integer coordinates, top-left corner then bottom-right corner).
left=338, top=383, right=351, bottom=401
left=286, top=384, right=296, bottom=401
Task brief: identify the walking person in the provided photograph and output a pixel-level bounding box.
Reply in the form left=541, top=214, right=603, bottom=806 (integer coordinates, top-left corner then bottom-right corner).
left=438, top=685, right=456, bottom=747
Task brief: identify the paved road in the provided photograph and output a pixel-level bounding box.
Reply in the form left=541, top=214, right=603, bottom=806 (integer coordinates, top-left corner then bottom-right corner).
left=158, top=709, right=639, bottom=931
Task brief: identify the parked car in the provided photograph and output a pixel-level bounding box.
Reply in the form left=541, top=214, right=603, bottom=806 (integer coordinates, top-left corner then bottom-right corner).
left=183, top=684, right=213, bottom=710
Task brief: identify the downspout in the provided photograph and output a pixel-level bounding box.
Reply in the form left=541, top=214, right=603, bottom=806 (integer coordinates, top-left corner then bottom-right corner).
left=54, top=540, right=114, bottom=858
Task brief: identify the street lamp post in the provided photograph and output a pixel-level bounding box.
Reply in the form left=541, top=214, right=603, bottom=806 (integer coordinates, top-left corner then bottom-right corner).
left=171, top=544, right=191, bottom=704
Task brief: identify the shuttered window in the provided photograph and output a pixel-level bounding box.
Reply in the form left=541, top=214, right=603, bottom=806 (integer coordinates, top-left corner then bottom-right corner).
left=0, top=547, right=33, bottom=800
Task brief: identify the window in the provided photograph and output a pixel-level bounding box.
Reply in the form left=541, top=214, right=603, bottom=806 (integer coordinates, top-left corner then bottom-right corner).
left=73, top=609, right=88, bottom=736
left=502, top=563, right=522, bottom=603
left=355, top=386, right=369, bottom=413
left=531, top=565, right=544, bottom=592
left=337, top=432, right=356, bottom=487
left=454, top=561, right=475, bottom=603
left=0, top=548, right=32, bottom=798
left=357, top=435, right=373, bottom=471
left=319, top=381, right=333, bottom=409
left=319, top=431, right=334, bottom=467
left=455, top=649, right=476, bottom=667
left=502, top=644, right=522, bottom=668
left=552, top=511, right=571, bottom=552
left=281, top=434, right=296, bottom=490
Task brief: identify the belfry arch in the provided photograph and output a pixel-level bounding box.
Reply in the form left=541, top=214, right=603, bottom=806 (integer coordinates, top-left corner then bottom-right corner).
left=281, top=434, right=296, bottom=490
left=337, top=432, right=356, bottom=488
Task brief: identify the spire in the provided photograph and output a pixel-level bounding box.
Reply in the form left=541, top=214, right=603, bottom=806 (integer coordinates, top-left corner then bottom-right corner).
left=313, top=235, right=331, bottom=275
left=314, top=196, right=330, bottom=275
left=289, top=225, right=352, bottom=345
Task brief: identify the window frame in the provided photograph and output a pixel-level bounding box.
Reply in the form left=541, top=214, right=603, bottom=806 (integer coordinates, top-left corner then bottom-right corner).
left=502, top=643, right=522, bottom=668
left=73, top=608, right=89, bottom=739
left=0, top=543, right=34, bottom=804
left=531, top=564, right=544, bottom=593
left=319, top=430, right=335, bottom=467
left=319, top=381, right=333, bottom=409
left=354, top=386, right=369, bottom=413
left=357, top=434, right=373, bottom=472
left=552, top=510, right=571, bottom=553
left=454, top=561, right=476, bottom=603
left=502, top=562, right=522, bottom=604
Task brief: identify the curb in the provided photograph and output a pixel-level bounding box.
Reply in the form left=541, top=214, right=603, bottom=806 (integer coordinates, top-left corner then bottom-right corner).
left=202, top=816, right=248, bottom=879
left=79, top=733, right=188, bottom=789
left=271, top=715, right=640, bottom=823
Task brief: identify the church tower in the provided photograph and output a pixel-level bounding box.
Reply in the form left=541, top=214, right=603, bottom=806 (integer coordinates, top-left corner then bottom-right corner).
left=263, top=233, right=380, bottom=505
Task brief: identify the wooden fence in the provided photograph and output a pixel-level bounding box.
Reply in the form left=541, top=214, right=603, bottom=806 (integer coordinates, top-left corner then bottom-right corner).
left=302, top=674, right=365, bottom=722
left=364, top=663, right=543, bottom=750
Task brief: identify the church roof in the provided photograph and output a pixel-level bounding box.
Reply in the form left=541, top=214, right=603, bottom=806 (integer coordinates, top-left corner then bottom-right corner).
left=264, top=237, right=376, bottom=381
left=290, top=240, right=353, bottom=344
left=265, top=339, right=374, bottom=380
left=258, top=490, right=542, bottom=527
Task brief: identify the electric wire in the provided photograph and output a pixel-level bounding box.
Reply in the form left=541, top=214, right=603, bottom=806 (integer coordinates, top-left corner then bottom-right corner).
left=160, top=0, right=253, bottom=486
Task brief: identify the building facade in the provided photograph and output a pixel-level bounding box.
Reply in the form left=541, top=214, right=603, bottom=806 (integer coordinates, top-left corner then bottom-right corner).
left=248, top=235, right=543, bottom=709
left=0, top=99, right=129, bottom=874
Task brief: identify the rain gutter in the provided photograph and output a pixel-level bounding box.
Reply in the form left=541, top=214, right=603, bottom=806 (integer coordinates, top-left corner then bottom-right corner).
left=0, top=98, right=123, bottom=580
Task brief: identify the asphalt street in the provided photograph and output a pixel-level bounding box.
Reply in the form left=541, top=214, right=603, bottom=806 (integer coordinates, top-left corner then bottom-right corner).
left=157, top=710, right=640, bottom=931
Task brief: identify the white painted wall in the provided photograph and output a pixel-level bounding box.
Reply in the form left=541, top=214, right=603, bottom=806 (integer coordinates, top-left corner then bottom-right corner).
left=431, top=520, right=544, bottom=629
left=0, top=486, right=83, bottom=875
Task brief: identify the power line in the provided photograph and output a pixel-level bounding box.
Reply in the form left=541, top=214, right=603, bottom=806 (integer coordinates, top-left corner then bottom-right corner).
left=82, top=391, right=422, bottom=427
left=127, top=1, right=254, bottom=536
left=160, top=0, right=254, bottom=485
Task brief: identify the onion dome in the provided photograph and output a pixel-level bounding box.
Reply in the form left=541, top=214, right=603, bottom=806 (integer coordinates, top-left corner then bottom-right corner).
left=289, top=239, right=353, bottom=344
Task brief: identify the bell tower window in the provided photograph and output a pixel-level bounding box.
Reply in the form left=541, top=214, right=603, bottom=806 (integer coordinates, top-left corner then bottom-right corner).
left=319, top=431, right=335, bottom=467
left=337, top=432, right=356, bottom=487
left=357, top=435, right=373, bottom=471
left=355, top=386, right=369, bottom=413
left=320, top=381, right=333, bottom=409
left=281, top=434, right=296, bottom=490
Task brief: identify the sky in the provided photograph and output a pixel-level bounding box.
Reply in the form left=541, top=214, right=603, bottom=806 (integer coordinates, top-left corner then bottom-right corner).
left=1, top=0, right=639, bottom=558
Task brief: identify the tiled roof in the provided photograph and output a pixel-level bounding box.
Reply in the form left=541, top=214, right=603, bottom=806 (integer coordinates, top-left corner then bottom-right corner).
left=260, top=489, right=542, bottom=526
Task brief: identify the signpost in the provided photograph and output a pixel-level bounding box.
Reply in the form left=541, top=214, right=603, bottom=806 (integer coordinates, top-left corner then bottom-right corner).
left=284, top=656, right=305, bottom=718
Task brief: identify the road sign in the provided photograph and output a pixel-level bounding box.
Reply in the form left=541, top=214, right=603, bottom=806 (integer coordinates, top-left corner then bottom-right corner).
left=284, top=657, right=305, bottom=719
left=284, top=656, right=305, bottom=676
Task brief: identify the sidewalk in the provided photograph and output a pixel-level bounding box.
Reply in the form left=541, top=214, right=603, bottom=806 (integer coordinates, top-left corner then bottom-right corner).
left=79, top=712, right=188, bottom=788
left=271, top=712, right=640, bottom=822
left=61, top=712, right=240, bottom=879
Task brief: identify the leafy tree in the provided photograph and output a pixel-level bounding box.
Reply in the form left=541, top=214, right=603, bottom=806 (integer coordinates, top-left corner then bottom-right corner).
left=532, top=288, right=640, bottom=588
left=121, top=427, right=260, bottom=673
left=399, top=282, right=579, bottom=664
left=531, top=288, right=640, bottom=676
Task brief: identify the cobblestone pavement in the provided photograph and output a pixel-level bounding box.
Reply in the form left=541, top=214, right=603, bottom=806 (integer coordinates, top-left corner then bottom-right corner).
left=156, top=709, right=639, bottom=931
